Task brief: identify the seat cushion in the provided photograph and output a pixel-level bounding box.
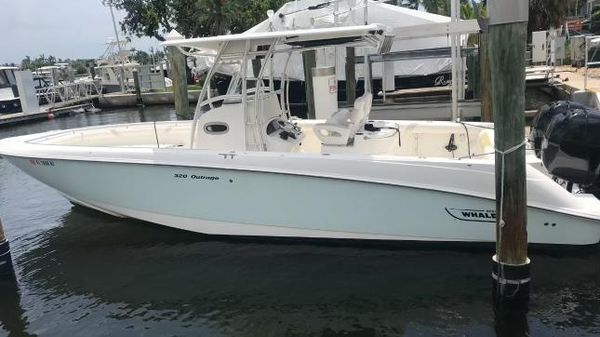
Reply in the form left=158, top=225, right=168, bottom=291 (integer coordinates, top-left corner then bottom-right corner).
left=350, top=92, right=372, bottom=135
left=313, top=94, right=373, bottom=146
left=313, top=123, right=352, bottom=145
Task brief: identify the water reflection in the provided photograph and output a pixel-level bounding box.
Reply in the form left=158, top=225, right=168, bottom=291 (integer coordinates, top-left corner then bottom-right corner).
left=0, top=279, right=36, bottom=337
left=12, top=206, right=598, bottom=336
left=494, top=299, right=529, bottom=337
left=16, top=207, right=497, bottom=336
left=138, top=107, right=147, bottom=123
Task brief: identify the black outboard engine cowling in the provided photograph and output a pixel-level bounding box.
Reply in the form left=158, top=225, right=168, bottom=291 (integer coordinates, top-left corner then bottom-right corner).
left=530, top=101, right=587, bottom=157
left=530, top=101, right=600, bottom=195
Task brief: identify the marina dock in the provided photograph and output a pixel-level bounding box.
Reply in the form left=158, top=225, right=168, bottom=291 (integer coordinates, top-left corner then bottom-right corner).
left=0, top=103, right=95, bottom=126
left=0, top=89, right=203, bottom=127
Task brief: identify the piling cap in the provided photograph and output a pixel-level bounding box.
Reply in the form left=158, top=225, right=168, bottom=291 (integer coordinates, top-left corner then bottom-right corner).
left=488, top=0, right=529, bottom=25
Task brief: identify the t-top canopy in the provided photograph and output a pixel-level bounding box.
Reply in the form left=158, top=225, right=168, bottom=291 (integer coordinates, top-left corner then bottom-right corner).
left=162, top=24, right=390, bottom=54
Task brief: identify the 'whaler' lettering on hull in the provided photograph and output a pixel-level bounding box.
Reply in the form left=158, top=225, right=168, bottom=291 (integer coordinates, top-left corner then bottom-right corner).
left=445, top=208, right=496, bottom=223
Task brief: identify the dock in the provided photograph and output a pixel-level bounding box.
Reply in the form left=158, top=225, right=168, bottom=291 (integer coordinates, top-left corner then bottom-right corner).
left=1, top=79, right=102, bottom=127
left=0, top=103, right=96, bottom=126
left=98, top=90, right=201, bottom=108
left=0, top=90, right=202, bottom=127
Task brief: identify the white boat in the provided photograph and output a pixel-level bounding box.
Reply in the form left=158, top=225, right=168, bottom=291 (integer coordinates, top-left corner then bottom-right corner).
left=199, top=0, right=478, bottom=120
left=247, top=0, right=457, bottom=88
left=1, top=25, right=600, bottom=245
left=95, top=39, right=140, bottom=93
left=0, top=67, right=21, bottom=114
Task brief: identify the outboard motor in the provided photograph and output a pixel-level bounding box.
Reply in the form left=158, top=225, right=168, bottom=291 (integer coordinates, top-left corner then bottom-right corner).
left=530, top=100, right=600, bottom=196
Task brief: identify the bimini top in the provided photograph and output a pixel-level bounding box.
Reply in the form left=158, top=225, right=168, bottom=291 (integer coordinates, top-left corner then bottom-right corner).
left=162, top=24, right=390, bottom=54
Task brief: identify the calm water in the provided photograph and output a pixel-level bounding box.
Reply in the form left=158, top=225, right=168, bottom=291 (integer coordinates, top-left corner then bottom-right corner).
left=0, top=106, right=599, bottom=337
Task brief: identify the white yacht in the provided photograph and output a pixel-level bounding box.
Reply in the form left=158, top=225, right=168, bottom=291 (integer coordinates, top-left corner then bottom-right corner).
left=0, top=67, right=21, bottom=114
left=1, top=25, right=600, bottom=245
left=95, top=39, right=139, bottom=93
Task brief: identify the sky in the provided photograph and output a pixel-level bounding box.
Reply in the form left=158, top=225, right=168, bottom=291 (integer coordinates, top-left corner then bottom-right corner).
left=0, top=0, right=161, bottom=64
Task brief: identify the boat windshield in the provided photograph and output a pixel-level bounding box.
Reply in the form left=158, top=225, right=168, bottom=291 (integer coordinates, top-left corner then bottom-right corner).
left=0, top=70, right=14, bottom=89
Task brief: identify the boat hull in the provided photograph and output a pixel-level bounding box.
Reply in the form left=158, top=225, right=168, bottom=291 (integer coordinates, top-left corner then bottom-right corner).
left=0, top=98, right=22, bottom=114
left=5, top=155, right=600, bottom=245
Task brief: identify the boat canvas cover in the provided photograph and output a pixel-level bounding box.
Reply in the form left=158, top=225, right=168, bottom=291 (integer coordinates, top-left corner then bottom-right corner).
left=163, top=24, right=387, bottom=51
left=164, top=24, right=389, bottom=79
left=245, top=0, right=455, bottom=80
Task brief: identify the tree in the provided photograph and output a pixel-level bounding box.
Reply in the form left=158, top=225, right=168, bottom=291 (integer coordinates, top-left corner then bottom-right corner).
left=567, top=0, right=586, bottom=17
left=104, top=0, right=287, bottom=40
left=421, top=0, right=451, bottom=16
left=402, top=0, right=568, bottom=37
left=69, top=59, right=94, bottom=75
left=132, top=50, right=152, bottom=64
left=528, top=0, right=569, bottom=34
left=21, top=56, right=32, bottom=70
left=401, top=0, right=479, bottom=18
left=20, top=54, right=56, bottom=70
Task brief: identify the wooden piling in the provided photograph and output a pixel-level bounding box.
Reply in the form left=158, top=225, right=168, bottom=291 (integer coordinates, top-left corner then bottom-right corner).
left=132, top=70, right=144, bottom=106
left=168, top=46, right=191, bottom=120
left=480, top=31, right=493, bottom=122
left=302, top=50, right=316, bottom=119
left=345, top=47, right=356, bottom=106
left=467, top=48, right=480, bottom=99
left=488, top=0, right=530, bottom=301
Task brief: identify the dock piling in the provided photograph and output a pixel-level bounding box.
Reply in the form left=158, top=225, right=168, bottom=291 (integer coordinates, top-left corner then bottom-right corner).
left=480, top=31, right=493, bottom=122
left=302, top=50, right=316, bottom=119
left=132, top=70, right=144, bottom=107
left=488, top=0, right=530, bottom=304
left=0, top=217, right=15, bottom=280
left=167, top=41, right=191, bottom=119
left=345, top=47, right=356, bottom=106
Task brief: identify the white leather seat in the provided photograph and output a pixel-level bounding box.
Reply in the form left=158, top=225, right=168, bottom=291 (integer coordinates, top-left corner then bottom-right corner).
left=313, top=92, right=372, bottom=145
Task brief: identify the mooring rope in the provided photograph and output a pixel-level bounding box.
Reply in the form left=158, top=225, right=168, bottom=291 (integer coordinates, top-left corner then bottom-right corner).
left=494, top=139, right=527, bottom=299
left=495, top=139, right=527, bottom=229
